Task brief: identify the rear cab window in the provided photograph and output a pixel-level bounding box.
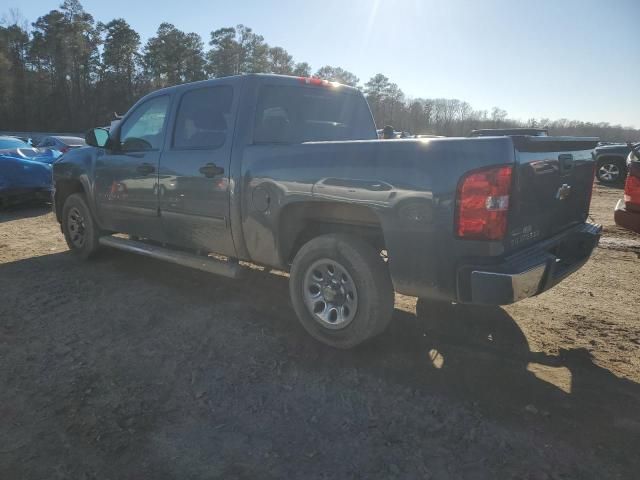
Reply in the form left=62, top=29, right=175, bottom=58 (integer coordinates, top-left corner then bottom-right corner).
left=253, top=85, right=376, bottom=144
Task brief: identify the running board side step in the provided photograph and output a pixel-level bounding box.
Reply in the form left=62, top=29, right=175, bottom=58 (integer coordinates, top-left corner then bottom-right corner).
left=98, top=236, right=244, bottom=279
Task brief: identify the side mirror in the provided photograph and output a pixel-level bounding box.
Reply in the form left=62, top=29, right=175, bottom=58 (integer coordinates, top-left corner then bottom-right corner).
left=85, top=127, right=111, bottom=148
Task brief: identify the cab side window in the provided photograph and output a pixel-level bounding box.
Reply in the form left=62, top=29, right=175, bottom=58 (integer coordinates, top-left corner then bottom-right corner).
left=119, top=95, right=170, bottom=152
left=173, top=86, right=234, bottom=150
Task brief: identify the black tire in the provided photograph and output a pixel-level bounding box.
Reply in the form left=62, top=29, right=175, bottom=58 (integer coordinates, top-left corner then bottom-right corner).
left=289, top=234, right=394, bottom=349
left=61, top=193, right=101, bottom=259
left=596, top=158, right=625, bottom=185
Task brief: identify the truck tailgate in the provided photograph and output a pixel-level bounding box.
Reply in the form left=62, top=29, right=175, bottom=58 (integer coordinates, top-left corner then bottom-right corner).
left=507, top=136, right=599, bottom=250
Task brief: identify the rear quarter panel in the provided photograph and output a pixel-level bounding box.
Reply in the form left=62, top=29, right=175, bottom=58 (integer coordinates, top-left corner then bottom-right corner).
left=236, top=136, right=515, bottom=300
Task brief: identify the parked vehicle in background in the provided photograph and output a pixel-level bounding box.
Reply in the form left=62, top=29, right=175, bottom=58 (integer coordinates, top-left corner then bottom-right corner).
left=36, top=136, right=86, bottom=154
left=376, top=129, right=412, bottom=139
left=614, top=143, right=640, bottom=233
left=593, top=143, right=634, bottom=185
left=0, top=136, right=32, bottom=150
left=0, top=135, right=58, bottom=206
left=12, top=136, right=34, bottom=145
left=470, top=128, right=549, bottom=137
left=27, top=149, right=61, bottom=164
left=1, top=156, right=53, bottom=208
left=0, top=136, right=61, bottom=165
left=53, top=74, right=602, bottom=348
left=0, top=158, right=52, bottom=207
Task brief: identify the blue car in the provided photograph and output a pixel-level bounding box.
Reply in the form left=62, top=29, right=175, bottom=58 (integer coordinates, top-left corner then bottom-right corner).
left=0, top=136, right=54, bottom=207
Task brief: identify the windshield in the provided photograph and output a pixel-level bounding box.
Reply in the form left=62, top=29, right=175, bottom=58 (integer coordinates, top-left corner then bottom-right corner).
left=0, top=137, right=30, bottom=149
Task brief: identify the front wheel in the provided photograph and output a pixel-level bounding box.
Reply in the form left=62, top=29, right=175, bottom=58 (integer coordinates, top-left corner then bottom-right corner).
left=289, top=234, right=394, bottom=349
left=61, top=193, right=101, bottom=259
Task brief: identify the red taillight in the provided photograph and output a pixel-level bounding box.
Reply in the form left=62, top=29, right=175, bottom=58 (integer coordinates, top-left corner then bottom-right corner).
left=456, top=165, right=513, bottom=240
left=60, top=146, right=69, bottom=153
left=624, top=174, right=640, bottom=208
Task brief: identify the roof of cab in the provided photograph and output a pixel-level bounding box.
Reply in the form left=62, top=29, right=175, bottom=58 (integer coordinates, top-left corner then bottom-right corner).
left=149, top=73, right=361, bottom=95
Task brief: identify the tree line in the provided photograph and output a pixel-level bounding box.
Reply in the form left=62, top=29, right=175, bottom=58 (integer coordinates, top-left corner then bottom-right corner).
left=1, top=1, right=638, bottom=142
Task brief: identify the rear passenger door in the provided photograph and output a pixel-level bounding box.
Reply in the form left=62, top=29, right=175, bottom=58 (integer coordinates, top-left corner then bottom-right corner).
left=158, top=84, right=237, bottom=256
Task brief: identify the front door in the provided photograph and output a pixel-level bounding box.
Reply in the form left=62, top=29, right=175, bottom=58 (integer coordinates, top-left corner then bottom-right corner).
left=94, top=94, right=172, bottom=239
left=158, top=85, right=236, bottom=256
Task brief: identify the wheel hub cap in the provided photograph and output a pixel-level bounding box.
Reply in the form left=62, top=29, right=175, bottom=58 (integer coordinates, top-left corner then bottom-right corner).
left=67, top=207, right=86, bottom=248
left=322, top=282, right=345, bottom=304
left=303, top=259, right=358, bottom=330
left=599, top=163, right=620, bottom=181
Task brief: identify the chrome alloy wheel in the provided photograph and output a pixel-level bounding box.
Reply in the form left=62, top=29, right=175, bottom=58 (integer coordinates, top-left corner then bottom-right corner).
left=302, top=258, right=358, bottom=329
left=598, top=163, right=621, bottom=182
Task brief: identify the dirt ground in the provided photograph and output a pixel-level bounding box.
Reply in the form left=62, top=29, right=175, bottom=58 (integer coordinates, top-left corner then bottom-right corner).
left=1, top=184, right=639, bottom=479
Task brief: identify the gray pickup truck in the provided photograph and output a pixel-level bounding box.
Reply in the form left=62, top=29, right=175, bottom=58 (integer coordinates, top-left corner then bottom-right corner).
left=53, top=74, right=601, bottom=348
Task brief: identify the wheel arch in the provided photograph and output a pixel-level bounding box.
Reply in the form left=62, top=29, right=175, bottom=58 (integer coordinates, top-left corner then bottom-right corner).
left=54, top=178, right=87, bottom=223
left=596, top=153, right=627, bottom=165
left=277, top=201, right=387, bottom=266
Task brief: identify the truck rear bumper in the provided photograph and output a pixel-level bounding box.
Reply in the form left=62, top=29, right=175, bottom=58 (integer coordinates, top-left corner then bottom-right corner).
left=614, top=199, right=640, bottom=234
left=457, top=223, right=601, bottom=305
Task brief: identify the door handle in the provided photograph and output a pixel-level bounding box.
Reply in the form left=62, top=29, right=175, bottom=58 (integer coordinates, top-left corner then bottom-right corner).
left=136, top=163, right=155, bottom=175
left=199, top=163, right=224, bottom=178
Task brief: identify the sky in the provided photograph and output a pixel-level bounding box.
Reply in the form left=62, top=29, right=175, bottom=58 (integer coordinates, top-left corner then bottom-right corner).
left=11, top=0, right=640, bottom=127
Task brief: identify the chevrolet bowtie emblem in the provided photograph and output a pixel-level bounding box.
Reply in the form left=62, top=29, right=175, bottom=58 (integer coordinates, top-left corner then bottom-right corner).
left=556, top=183, right=572, bottom=200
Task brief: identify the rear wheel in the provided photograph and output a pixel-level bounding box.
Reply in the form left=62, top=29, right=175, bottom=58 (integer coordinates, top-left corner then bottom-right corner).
left=596, top=158, right=625, bottom=185
left=289, top=234, right=394, bottom=349
left=62, top=193, right=101, bottom=259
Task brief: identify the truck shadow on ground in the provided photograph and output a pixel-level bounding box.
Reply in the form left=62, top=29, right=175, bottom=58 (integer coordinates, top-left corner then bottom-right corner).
left=372, top=301, right=640, bottom=440
left=111, top=249, right=640, bottom=462
left=1, top=249, right=639, bottom=475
